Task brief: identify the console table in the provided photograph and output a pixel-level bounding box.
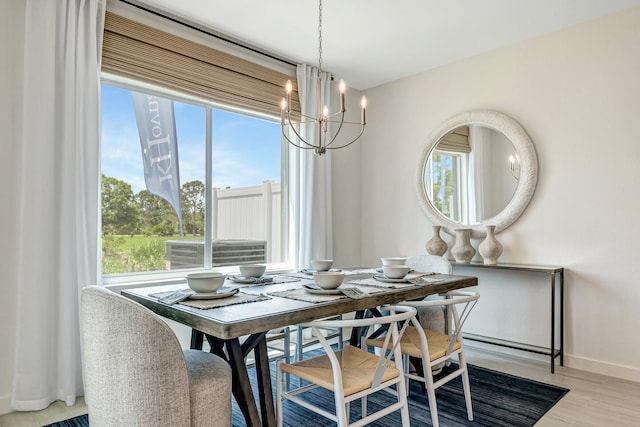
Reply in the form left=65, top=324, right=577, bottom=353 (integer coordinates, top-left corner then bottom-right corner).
left=451, top=262, right=564, bottom=373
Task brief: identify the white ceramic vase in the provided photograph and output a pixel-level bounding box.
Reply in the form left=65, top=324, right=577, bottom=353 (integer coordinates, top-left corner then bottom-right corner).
left=426, top=225, right=448, bottom=256
left=478, top=225, right=503, bottom=265
left=451, top=228, right=475, bottom=263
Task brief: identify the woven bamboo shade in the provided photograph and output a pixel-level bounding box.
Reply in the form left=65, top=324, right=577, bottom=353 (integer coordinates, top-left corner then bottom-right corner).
left=436, top=126, right=471, bottom=153
left=102, top=11, right=299, bottom=117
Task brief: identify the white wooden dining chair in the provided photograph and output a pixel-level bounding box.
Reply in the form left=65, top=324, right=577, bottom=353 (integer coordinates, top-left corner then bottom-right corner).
left=406, top=254, right=453, bottom=276
left=276, top=306, right=417, bottom=427
left=406, top=254, right=453, bottom=374
left=365, top=291, right=480, bottom=427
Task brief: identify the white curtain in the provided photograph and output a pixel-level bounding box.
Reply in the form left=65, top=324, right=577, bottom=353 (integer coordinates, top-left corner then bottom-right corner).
left=467, top=125, right=488, bottom=224
left=11, top=0, right=105, bottom=410
left=285, top=64, right=334, bottom=270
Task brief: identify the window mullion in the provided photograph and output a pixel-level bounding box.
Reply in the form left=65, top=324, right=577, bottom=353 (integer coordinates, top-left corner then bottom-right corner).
left=204, top=107, right=213, bottom=269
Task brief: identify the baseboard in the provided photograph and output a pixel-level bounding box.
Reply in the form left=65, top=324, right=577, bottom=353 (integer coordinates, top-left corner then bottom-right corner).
left=0, top=394, right=12, bottom=416
left=465, top=340, right=551, bottom=364
left=465, top=340, right=640, bottom=383
left=564, top=354, right=640, bottom=383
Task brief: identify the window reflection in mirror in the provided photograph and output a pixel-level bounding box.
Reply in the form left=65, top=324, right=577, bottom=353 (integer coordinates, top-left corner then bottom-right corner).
left=424, top=125, right=518, bottom=225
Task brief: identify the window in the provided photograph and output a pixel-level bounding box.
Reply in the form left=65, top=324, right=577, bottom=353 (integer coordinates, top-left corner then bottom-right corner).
left=101, top=80, right=285, bottom=279
left=426, top=151, right=466, bottom=223
left=426, top=126, right=471, bottom=224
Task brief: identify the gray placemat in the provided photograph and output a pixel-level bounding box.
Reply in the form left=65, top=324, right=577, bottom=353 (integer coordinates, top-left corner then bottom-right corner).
left=225, top=275, right=301, bottom=287
left=150, top=288, right=271, bottom=309
left=343, top=268, right=379, bottom=275
left=347, top=273, right=442, bottom=289
left=346, top=277, right=416, bottom=289
left=267, top=287, right=348, bottom=303
left=278, top=272, right=315, bottom=280
left=267, top=284, right=387, bottom=303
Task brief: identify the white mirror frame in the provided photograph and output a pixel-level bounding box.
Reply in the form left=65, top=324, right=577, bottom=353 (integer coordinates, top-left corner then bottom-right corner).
left=416, top=110, right=538, bottom=239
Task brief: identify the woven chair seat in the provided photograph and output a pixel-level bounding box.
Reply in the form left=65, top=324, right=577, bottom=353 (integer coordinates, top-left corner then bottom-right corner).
left=365, top=291, right=480, bottom=427
left=279, top=344, right=400, bottom=396
left=367, top=327, right=461, bottom=361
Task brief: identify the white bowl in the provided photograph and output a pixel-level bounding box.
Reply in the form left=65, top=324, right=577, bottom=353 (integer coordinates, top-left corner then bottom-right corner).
left=239, top=264, right=266, bottom=278
left=382, top=265, right=410, bottom=279
left=310, top=259, right=333, bottom=271
left=313, top=271, right=345, bottom=289
left=381, top=256, right=408, bottom=266
left=186, top=272, right=226, bottom=293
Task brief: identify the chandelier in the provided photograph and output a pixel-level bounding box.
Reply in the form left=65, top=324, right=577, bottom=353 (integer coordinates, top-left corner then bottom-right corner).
left=280, top=0, right=367, bottom=155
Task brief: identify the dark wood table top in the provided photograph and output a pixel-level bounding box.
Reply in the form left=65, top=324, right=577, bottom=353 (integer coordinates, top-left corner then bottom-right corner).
left=122, top=271, right=478, bottom=340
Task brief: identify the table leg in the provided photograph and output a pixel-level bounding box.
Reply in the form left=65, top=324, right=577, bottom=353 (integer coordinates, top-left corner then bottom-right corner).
left=349, top=310, right=367, bottom=346
left=255, top=337, right=276, bottom=427
left=190, top=329, right=204, bottom=350
left=225, top=338, right=263, bottom=427
left=205, top=334, right=275, bottom=427
left=348, top=308, right=385, bottom=346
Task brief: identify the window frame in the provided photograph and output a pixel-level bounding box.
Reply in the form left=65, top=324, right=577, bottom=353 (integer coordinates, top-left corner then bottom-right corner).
left=427, top=149, right=470, bottom=224
left=100, top=74, right=292, bottom=287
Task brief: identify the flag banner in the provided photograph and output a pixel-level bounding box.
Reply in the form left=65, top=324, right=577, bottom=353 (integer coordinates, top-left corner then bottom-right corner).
left=132, top=92, right=182, bottom=233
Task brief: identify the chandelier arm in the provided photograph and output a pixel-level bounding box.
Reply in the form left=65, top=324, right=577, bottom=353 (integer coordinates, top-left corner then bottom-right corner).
left=325, top=112, right=346, bottom=148
left=325, top=110, right=344, bottom=120
left=323, top=125, right=365, bottom=150
left=285, top=115, right=323, bottom=150
left=281, top=126, right=316, bottom=150
left=326, top=120, right=364, bottom=125
left=299, top=112, right=320, bottom=122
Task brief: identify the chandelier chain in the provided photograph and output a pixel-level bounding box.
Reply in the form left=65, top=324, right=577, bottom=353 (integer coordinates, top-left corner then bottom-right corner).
left=280, top=0, right=366, bottom=155
left=318, top=0, right=323, bottom=72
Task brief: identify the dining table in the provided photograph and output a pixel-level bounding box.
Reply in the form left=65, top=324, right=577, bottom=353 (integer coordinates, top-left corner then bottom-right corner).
left=121, top=268, right=477, bottom=427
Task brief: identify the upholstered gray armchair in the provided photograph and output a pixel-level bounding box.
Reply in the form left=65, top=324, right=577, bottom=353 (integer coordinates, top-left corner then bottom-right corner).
left=81, top=286, right=232, bottom=426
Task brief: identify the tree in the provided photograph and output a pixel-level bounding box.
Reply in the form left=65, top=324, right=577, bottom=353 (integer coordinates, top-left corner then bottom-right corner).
left=181, top=180, right=205, bottom=235
left=101, top=175, right=141, bottom=235
left=136, top=190, right=178, bottom=236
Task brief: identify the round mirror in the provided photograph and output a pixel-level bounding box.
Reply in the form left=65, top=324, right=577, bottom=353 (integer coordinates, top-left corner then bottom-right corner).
left=416, top=110, right=537, bottom=238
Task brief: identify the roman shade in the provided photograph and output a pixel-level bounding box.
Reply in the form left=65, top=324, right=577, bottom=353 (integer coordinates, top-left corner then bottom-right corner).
left=102, top=11, right=300, bottom=117
left=436, top=126, right=471, bottom=153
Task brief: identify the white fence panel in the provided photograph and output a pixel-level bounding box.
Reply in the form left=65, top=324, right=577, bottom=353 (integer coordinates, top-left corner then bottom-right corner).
left=213, top=180, right=282, bottom=263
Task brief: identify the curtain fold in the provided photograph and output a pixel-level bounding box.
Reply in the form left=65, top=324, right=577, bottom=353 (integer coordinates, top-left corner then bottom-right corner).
left=285, top=64, right=333, bottom=270
left=468, top=125, right=490, bottom=223
left=11, top=0, right=105, bottom=410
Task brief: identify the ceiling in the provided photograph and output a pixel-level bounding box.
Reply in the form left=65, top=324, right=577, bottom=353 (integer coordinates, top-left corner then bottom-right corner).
left=136, top=0, right=640, bottom=90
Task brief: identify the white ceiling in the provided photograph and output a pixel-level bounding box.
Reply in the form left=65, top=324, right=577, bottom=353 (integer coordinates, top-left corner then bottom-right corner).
left=136, top=0, right=640, bottom=90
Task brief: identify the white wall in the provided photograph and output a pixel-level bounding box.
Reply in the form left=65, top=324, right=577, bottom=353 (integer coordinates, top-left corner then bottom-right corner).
left=0, top=0, right=24, bottom=415
left=359, top=7, right=640, bottom=380
left=331, top=92, right=363, bottom=270
left=2, top=0, right=639, bottom=416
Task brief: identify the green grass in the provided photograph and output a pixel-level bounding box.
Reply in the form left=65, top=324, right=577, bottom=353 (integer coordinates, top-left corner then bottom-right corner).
left=114, top=234, right=201, bottom=250
left=102, top=234, right=203, bottom=274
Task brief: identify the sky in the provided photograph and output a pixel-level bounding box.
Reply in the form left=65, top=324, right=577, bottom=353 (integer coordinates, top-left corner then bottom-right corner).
left=101, top=84, right=281, bottom=194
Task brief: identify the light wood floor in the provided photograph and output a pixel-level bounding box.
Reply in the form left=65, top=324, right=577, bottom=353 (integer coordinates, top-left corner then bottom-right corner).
left=2, top=345, right=639, bottom=426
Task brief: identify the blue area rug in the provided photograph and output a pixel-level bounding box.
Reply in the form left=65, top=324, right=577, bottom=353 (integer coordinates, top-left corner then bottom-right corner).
left=43, top=362, right=568, bottom=426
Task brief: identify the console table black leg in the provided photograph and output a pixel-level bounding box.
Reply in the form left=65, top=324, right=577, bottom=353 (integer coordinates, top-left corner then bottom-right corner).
left=559, top=270, right=564, bottom=367
left=551, top=272, right=556, bottom=374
